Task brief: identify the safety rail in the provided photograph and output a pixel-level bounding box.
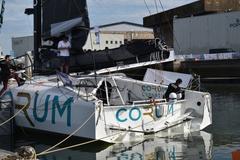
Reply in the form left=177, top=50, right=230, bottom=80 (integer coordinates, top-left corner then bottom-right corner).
left=133, top=98, right=166, bottom=105
left=9, top=53, right=33, bottom=71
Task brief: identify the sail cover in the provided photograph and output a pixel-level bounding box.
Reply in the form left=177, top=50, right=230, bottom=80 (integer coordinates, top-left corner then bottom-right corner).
left=50, top=17, right=83, bottom=37
left=42, top=0, right=90, bottom=52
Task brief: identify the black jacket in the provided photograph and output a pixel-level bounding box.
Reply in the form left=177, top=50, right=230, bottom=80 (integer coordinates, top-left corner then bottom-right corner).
left=164, top=83, right=181, bottom=99
left=0, top=61, right=14, bottom=80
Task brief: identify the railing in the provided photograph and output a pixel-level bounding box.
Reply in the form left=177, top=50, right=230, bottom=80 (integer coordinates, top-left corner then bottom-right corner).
left=175, top=52, right=240, bottom=61
left=133, top=99, right=167, bottom=105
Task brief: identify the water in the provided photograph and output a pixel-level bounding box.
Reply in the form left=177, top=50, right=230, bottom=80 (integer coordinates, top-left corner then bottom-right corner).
left=1, top=83, right=240, bottom=160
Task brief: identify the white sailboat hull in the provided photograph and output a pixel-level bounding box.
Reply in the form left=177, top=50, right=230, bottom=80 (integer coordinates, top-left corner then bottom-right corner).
left=2, top=74, right=212, bottom=143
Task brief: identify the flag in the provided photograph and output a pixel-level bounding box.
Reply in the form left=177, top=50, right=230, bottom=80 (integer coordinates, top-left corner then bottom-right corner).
left=57, top=71, right=81, bottom=87
left=94, top=26, right=100, bottom=44
left=57, top=71, right=73, bottom=87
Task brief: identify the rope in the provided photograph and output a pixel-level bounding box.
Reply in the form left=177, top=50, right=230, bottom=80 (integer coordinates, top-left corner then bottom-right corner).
left=37, top=110, right=96, bottom=156
left=34, top=153, right=37, bottom=160
left=154, top=0, right=159, bottom=13
left=37, top=103, right=185, bottom=157
left=36, top=120, right=153, bottom=156
left=143, top=0, right=151, bottom=15
left=0, top=73, right=97, bottom=160
left=0, top=73, right=35, bottom=127
left=0, top=103, right=28, bottom=127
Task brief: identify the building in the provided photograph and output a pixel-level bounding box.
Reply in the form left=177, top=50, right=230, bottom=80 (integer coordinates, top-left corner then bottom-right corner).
left=143, top=0, right=240, bottom=50
left=12, top=36, right=33, bottom=57
left=174, top=11, right=240, bottom=55
left=143, top=0, right=240, bottom=79
left=83, top=32, right=124, bottom=51
left=12, top=21, right=154, bottom=56
left=83, top=21, right=154, bottom=51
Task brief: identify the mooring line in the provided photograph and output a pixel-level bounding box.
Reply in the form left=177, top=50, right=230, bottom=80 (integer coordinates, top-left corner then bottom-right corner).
left=37, top=110, right=96, bottom=156
left=36, top=113, right=164, bottom=156
left=0, top=77, right=35, bottom=127
left=0, top=103, right=28, bottom=127
left=36, top=118, right=155, bottom=156
left=36, top=102, right=188, bottom=157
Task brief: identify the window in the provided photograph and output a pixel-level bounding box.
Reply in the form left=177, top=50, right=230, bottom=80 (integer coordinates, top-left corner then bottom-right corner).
left=106, top=41, right=108, bottom=44
left=110, top=41, right=113, bottom=44
left=115, top=41, right=118, bottom=44
left=119, top=41, right=122, bottom=44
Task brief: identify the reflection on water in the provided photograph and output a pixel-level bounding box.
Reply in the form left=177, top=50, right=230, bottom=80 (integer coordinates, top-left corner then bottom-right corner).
left=203, top=83, right=240, bottom=160
left=203, top=84, right=240, bottom=136
left=31, top=131, right=213, bottom=160
left=1, top=83, right=240, bottom=160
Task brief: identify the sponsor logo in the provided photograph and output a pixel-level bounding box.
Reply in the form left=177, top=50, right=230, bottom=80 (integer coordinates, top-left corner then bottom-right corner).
left=15, top=92, right=74, bottom=127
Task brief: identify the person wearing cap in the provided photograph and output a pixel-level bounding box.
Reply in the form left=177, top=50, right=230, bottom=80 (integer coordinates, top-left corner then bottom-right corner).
left=58, top=35, right=71, bottom=74
left=0, top=55, right=22, bottom=97
left=163, top=78, right=183, bottom=101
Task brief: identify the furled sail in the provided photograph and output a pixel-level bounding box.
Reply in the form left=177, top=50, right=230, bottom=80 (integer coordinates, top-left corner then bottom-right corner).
left=42, top=0, right=90, bottom=52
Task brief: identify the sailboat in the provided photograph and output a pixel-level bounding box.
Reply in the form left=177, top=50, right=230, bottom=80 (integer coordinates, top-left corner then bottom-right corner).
left=0, top=0, right=212, bottom=143
left=1, top=68, right=211, bottom=143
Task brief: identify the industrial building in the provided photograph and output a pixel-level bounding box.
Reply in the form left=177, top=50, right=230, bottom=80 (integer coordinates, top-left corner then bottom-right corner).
left=173, top=11, right=240, bottom=55
left=83, top=21, right=154, bottom=51
left=143, top=0, right=240, bottom=54
left=12, top=36, right=33, bottom=57
left=12, top=21, right=154, bottom=57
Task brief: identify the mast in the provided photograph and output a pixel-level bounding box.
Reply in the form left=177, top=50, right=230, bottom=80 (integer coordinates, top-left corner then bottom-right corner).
left=27, top=0, right=90, bottom=73
left=33, top=0, right=41, bottom=72
left=25, top=0, right=42, bottom=72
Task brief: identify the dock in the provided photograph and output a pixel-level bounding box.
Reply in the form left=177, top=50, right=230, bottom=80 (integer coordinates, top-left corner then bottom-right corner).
left=162, top=59, right=240, bottom=82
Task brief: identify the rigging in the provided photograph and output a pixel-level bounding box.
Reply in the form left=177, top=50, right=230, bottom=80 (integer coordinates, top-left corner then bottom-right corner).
left=158, top=0, right=181, bottom=52
left=154, top=0, right=159, bottom=13
left=143, top=0, right=151, bottom=15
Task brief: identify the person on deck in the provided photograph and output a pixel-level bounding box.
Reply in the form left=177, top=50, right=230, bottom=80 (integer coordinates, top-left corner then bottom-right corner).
left=163, top=78, right=183, bottom=101
left=0, top=55, right=22, bottom=97
left=58, top=36, right=71, bottom=74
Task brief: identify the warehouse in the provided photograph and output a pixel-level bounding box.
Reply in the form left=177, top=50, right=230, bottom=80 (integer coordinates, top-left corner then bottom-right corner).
left=173, top=11, right=240, bottom=55
left=143, top=0, right=240, bottom=54
left=83, top=21, right=154, bottom=51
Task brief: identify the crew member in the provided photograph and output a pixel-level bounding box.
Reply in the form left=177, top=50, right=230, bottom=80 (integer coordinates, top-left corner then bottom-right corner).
left=0, top=55, right=22, bottom=96
left=58, top=35, right=71, bottom=74
left=164, top=78, right=183, bottom=101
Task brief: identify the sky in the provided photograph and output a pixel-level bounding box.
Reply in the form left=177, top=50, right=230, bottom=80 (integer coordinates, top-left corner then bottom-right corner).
left=0, top=0, right=196, bottom=54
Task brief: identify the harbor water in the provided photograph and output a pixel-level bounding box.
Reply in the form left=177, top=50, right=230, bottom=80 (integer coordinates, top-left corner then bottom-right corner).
left=1, top=83, right=240, bottom=160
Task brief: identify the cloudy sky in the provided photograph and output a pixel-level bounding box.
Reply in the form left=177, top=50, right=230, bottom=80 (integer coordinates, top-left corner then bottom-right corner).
left=0, top=0, right=196, bottom=54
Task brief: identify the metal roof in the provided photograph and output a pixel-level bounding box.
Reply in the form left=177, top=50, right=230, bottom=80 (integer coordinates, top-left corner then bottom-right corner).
left=90, top=21, right=153, bottom=32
